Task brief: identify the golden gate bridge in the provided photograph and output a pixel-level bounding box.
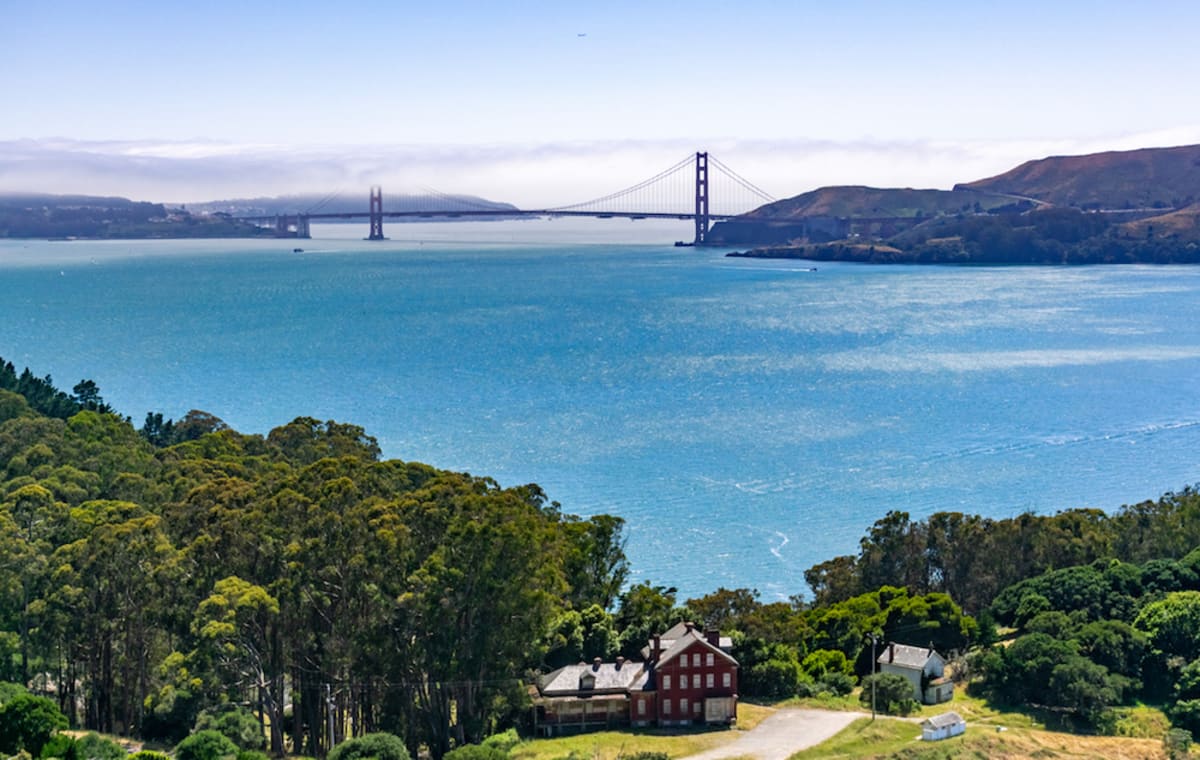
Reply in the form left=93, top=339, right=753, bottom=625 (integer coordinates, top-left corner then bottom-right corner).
left=236, top=152, right=775, bottom=246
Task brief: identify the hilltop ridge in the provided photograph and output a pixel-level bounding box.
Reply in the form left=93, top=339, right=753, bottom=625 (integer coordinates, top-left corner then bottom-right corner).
left=716, top=143, right=1200, bottom=263
left=957, top=143, right=1200, bottom=209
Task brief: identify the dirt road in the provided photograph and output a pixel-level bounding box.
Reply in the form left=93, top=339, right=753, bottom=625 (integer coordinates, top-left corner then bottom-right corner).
left=684, top=709, right=865, bottom=760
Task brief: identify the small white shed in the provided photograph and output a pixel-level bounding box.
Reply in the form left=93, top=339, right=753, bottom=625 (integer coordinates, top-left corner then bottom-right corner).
left=921, top=711, right=966, bottom=741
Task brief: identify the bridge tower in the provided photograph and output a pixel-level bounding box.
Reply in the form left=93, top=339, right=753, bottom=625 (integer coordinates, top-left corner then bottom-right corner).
left=368, top=186, right=385, bottom=241
left=694, top=151, right=709, bottom=245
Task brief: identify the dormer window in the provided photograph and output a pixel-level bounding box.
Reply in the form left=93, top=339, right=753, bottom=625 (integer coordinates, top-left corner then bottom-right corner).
left=579, top=673, right=596, bottom=690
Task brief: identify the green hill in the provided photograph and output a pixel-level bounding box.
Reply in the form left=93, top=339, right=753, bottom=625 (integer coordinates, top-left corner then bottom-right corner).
left=743, top=185, right=1005, bottom=220
left=956, top=143, right=1200, bottom=210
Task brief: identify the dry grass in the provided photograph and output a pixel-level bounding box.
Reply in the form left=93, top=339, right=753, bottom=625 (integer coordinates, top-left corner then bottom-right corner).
left=511, top=702, right=771, bottom=760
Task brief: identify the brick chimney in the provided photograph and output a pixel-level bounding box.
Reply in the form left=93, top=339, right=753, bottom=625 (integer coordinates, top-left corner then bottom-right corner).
left=705, top=629, right=720, bottom=647
left=888, top=643, right=895, bottom=663
left=615, top=656, right=625, bottom=670
left=592, top=657, right=602, bottom=671
left=651, top=634, right=661, bottom=661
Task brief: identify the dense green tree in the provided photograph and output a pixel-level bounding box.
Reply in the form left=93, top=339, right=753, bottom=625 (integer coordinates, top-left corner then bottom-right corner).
left=1135, top=591, right=1200, bottom=663
left=614, top=582, right=681, bottom=659
left=858, top=673, right=917, bottom=716
left=560, top=513, right=628, bottom=611
left=1046, top=657, right=1130, bottom=724
left=741, top=645, right=806, bottom=700
left=0, top=693, right=67, bottom=756
left=685, top=588, right=761, bottom=633
left=1073, top=620, right=1147, bottom=680
left=193, top=705, right=265, bottom=750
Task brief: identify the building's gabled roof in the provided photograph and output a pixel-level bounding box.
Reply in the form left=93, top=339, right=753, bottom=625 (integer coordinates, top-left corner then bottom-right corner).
left=922, top=711, right=965, bottom=729
left=539, top=661, right=648, bottom=696
left=640, top=622, right=734, bottom=659
left=660, top=621, right=734, bottom=650
left=656, top=629, right=738, bottom=668
left=878, top=642, right=943, bottom=670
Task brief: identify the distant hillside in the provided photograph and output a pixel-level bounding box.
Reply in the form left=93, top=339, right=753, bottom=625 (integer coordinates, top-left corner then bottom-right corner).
left=957, top=144, right=1200, bottom=209
left=742, top=185, right=1011, bottom=220
left=189, top=193, right=519, bottom=216
left=1119, top=202, right=1200, bottom=241
left=0, top=193, right=272, bottom=239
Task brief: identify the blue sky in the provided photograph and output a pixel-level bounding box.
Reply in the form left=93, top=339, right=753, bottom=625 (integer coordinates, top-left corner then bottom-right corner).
left=2, top=0, right=1199, bottom=204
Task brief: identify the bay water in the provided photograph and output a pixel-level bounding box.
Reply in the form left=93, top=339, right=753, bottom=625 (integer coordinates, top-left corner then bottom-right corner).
left=3, top=218, right=1200, bottom=601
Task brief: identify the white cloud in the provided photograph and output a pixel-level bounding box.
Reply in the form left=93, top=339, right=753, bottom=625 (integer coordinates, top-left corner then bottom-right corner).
left=2, top=128, right=1198, bottom=207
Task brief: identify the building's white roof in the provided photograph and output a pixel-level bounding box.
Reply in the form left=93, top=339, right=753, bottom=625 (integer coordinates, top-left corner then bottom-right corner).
left=922, top=711, right=965, bottom=729
left=539, top=661, right=648, bottom=695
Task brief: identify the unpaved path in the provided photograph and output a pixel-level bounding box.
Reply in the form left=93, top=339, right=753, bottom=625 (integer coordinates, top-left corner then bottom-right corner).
left=685, top=708, right=866, bottom=760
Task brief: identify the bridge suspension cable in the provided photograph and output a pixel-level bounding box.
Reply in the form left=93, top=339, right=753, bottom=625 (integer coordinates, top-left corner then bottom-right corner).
left=546, top=154, right=696, bottom=214
left=709, top=155, right=775, bottom=206
left=543, top=152, right=775, bottom=218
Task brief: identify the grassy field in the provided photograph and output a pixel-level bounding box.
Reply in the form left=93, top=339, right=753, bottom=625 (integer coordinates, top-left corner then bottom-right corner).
left=509, top=702, right=773, bottom=760
left=788, top=716, right=1172, bottom=759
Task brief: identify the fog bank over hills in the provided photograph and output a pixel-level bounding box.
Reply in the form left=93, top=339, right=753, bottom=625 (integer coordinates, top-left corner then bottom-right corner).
left=5, top=131, right=1200, bottom=208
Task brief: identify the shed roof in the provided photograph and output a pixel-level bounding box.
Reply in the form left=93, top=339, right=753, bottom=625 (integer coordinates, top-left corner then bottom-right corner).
left=922, top=711, right=965, bottom=729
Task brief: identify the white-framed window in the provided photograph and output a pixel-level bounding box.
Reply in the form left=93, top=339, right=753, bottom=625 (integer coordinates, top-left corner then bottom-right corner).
left=693, top=674, right=700, bottom=689
left=680, top=653, right=688, bottom=668
left=722, top=672, right=731, bottom=688
left=637, top=699, right=646, bottom=716
left=692, top=653, right=701, bottom=667
left=680, top=698, right=688, bottom=715
left=693, top=701, right=702, bottom=716
left=706, top=673, right=714, bottom=688
left=663, top=674, right=671, bottom=690
left=706, top=653, right=714, bottom=667
left=663, top=699, right=672, bottom=715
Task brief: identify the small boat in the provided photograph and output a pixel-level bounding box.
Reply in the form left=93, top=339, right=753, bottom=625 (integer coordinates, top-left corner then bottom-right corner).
left=293, top=248, right=304, bottom=253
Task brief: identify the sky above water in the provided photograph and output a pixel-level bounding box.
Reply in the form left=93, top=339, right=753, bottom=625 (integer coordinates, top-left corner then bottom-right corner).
left=2, top=0, right=1200, bottom=205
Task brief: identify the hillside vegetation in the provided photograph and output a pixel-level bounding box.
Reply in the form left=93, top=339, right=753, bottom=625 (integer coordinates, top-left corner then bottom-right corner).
left=716, top=143, right=1200, bottom=261
left=958, top=144, right=1200, bottom=210
left=5, top=356, right=1200, bottom=758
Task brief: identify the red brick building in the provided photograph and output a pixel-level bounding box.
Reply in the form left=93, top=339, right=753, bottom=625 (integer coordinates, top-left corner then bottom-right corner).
left=534, top=623, right=738, bottom=736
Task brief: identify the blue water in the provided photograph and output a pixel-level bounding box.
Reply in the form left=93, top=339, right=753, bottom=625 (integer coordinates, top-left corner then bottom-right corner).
left=4, top=219, right=1200, bottom=601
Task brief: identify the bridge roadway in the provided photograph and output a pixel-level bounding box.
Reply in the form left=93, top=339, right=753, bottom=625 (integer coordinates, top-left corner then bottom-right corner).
left=239, top=209, right=737, bottom=222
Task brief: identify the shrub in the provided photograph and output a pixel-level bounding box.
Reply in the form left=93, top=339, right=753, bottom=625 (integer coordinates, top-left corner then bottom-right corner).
left=175, top=729, right=238, bottom=760
left=443, top=746, right=507, bottom=760
left=236, top=751, right=269, bottom=760
left=745, top=657, right=806, bottom=700
left=622, top=754, right=668, bottom=760
left=0, top=682, right=28, bottom=707
left=859, top=673, right=918, bottom=716
left=38, top=734, right=75, bottom=760
left=0, top=694, right=69, bottom=756
left=326, top=732, right=410, bottom=760
left=818, top=671, right=856, bottom=697
left=194, top=705, right=265, bottom=750
left=129, top=752, right=171, bottom=760
left=74, top=733, right=124, bottom=760
left=480, top=728, right=520, bottom=753
left=1165, top=727, right=1192, bottom=760
left=141, top=685, right=202, bottom=744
